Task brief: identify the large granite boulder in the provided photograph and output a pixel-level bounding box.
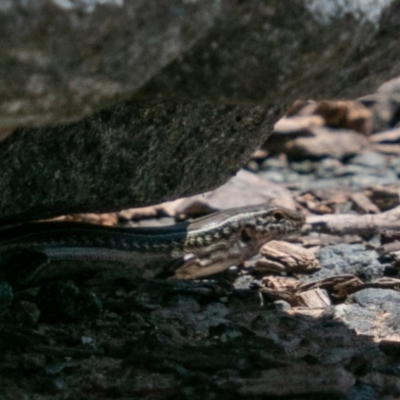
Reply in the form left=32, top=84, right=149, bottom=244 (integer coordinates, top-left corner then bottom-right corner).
left=0, top=0, right=399, bottom=222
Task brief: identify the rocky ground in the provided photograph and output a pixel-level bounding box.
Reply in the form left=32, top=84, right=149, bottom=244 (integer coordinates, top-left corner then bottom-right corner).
left=2, top=78, right=400, bottom=399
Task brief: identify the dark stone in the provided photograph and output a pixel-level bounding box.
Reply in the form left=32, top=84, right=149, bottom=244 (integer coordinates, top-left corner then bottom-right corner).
left=140, top=0, right=400, bottom=103
left=13, top=300, right=41, bottom=325
left=2, top=1, right=400, bottom=128
left=36, top=281, right=102, bottom=322
left=0, top=281, right=13, bottom=312
left=0, top=100, right=272, bottom=223
left=343, top=384, right=377, bottom=400
left=0, top=0, right=221, bottom=128
left=1, top=1, right=400, bottom=219
left=20, top=353, right=47, bottom=373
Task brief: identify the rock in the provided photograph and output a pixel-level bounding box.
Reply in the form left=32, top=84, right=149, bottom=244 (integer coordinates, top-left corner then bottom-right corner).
left=164, top=169, right=298, bottom=216
left=351, top=288, right=400, bottom=309
left=2, top=0, right=400, bottom=219
left=0, top=0, right=221, bottom=128
left=235, top=365, right=355, bottom=396
left=333, top=289, right=400, bottom=338
left=0, top=100, right=271, bottom=222
left=139, top=1, right=400, bottom=105
left=13, top=300, right=41, bottom=325
left=0, top=281, right=13, bottom=312
left=361, top=77, right=400, bottom=132
left=36, top=281, right=102, bottom=322
left=312, top=244, right=384, bottom=281
left=343, top=384, right=377, bottom=400
left=351, top=151, right=387, bottom=168
left=1, top=1, right=398, bottom=129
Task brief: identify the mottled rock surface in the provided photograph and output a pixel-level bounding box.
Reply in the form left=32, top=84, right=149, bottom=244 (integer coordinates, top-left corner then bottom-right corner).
left=0, top=100, right=273, bottom=223
left=2, top=0, right=400, bottom=220
left=1, top=0, right=398, bottom=128
left=0, top=0, right=222, bottom=128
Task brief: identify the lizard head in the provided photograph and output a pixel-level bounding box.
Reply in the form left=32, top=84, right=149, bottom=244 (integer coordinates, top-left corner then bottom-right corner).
left=223, top=205, right=305, bottom=266
left=174, top=204, right=305, bottom=280
left=239, top=205, right=305, bottom=248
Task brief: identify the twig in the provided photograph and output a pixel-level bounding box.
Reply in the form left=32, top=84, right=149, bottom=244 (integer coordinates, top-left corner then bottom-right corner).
left=304, top=206, right=400, bottom=236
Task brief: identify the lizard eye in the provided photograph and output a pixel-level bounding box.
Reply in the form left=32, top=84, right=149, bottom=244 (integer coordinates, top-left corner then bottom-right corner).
left=271, top=210, right=285, bottom=221
left=240, top=228, right=252, bottom=243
